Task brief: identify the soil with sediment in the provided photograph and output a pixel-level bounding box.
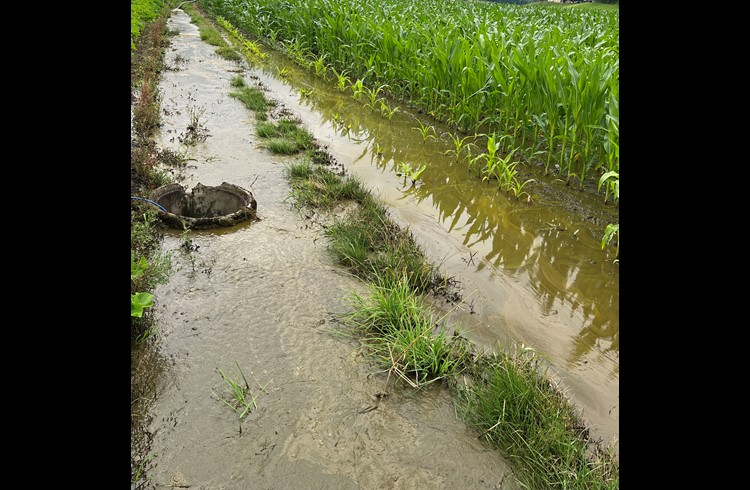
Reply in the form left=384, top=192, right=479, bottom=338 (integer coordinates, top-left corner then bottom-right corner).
left=131, top=10, right=528, bottom=489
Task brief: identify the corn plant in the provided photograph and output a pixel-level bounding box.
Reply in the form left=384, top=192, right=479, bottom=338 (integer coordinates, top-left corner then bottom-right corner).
left=472, top=134, right=513, bottom=183
left=350, top=78, right=366, bottom=100
left=508, top=176, right=535, bottom=201
left=601, top=223, right=619, bottom=262
left=412, top=120, right=436, bottom=143
left=398, top=162, right=426, bottom=186
left=598, top=170, right=619, bottom=205
left=312, top=54, right=329, bottom=78
left=276, top=66, right=290, bottom=79
left=204, top=0, right=618, bottom=202
left=379, top=100, right=399, bottom=120
left=443, top=132, right=477, bottom=161
left=332, top=68, right=351, bottom=92
left=363, top=84, right=389, bottom=110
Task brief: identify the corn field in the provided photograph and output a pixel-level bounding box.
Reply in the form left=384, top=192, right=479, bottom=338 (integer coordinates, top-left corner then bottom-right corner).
left=198, top=0, right=619, bottom=200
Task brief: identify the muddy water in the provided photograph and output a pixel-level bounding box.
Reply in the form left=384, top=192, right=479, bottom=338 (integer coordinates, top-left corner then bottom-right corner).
left=132, top=10, right=525, bottom=488
left=226, top=31, right=620, bottom=448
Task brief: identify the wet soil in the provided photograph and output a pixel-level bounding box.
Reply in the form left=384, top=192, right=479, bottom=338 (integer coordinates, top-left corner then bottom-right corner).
left=132, top=10, right=526, bottom=488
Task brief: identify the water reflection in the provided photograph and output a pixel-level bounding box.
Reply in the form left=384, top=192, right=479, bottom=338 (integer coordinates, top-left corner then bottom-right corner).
left=254, top=48, right=619, bottom=364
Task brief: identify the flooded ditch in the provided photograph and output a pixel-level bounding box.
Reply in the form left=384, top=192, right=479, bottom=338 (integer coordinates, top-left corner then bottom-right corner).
left=131, top=8, right=618, bottom=488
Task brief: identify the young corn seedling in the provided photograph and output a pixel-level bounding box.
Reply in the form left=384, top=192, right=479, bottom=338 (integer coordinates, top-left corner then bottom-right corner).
left=601, top=223, right=619, bottom=262
left=276, top=66, right=290, bottom=79
left=598, top=170, right=619, bottom=205
left=472, top=134, right=510, bottom=182
left=412, top=120, right=436, bottom=143
left=379, top=100, right=399, bottom=120
left=398, top=162, right=427, bottom=187
left=332, top=68, right=351, bottom=92
left=350, top=78, right=366, bottom=101
left=312, top=54, right=328, bottom=78
left=363, top=84, right=389, bottom=110
left=508, top=176, right=535, bottom=202
left=443, top=132, right=476, bottom=161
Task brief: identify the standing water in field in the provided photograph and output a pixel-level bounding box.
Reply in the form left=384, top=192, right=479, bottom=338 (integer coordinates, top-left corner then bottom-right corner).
left=131, top=8, right=617, bottom=488
left=238, top=31, right=620, bottom=447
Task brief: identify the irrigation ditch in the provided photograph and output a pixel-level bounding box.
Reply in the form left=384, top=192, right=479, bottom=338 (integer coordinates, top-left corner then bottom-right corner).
left=131, top=3, right=618, bottom=488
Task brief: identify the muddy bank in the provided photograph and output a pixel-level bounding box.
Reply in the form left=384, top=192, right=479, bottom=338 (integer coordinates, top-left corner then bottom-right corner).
left=132, top=10, right=521, bottom=488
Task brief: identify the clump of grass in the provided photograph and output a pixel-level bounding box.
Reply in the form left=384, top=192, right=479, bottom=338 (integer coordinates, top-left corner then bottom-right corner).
left=215, top=45, right=242, bottom=62
left=257, top=118, right=315, bottom=154
left=342, top=275, right=469, bottom=388
left=453, top=348, right=619, bottom=489
left=285, top=158, right=440, bottom=292
left=230, top=75, right=246, bottom=88
left=212, top=361, right=268, bottom=420
left=327, top=203, right=439, bottom=293
left=264, top=137, right=303, bottom=154
left=286, top=159, right=368, bottom=209
left=229, top=86, right=273, bottom=120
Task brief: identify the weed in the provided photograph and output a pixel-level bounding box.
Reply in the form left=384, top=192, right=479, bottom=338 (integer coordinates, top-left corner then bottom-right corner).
left=230, top=86, right=274, bottom=120
left=230, top=75, right=246, bottom=88
left=212, top=361, right=268, bottom=420
left=178, top=106, right=211, bottom=146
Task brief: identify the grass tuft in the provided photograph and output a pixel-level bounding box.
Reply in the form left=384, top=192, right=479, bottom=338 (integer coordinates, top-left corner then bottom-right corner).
left=453, top=348, right=620, bottom=488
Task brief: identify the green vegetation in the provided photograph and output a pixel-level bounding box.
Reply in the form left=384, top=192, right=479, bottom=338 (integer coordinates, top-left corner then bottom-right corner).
left=212, top=361, right=268, bottom=420
left=182, top=3, right=242, bottom=61
left=229, top=85, right=273, bottom=120
left=284, top=150, right=619, bottom=488
left=131, top=256, right=155, bottom=318
left=230, top=74, right=245, bottom=88
left=132, top=6, right=619, bottom=487
left=342, top=276, right=470, bottom=387
left=197, top=0, right=619, bottom=203
left=131, top=3, right=176, bottom=343
left=228, top=78, right=316, bottom=154
left=455, top=348, right=619, bottom=488
left=397, top=162, right=426, bottom=187
left=131, top=4, right=179, bottom=486
left=131, top=0, right=164, bottom=52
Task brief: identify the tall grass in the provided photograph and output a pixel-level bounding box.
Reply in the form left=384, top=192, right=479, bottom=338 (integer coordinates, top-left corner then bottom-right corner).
left=343, top=275, right=470, bottom=388
left=454, top=348, right=619, bottom=488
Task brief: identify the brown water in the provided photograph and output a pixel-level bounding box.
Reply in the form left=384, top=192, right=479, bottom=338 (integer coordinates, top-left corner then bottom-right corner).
left=131, top=9, right=618, bottom=488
